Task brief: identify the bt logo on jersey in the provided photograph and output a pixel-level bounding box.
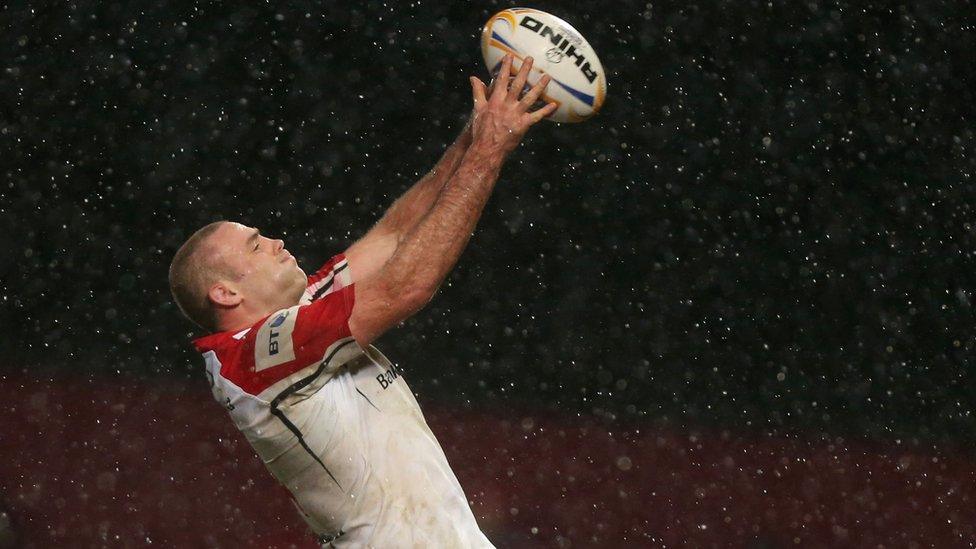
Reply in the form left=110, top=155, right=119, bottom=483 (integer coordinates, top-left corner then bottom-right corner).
left=268, top=311, right=290, bottom=356
left=255, top=306, right=298, bottom=372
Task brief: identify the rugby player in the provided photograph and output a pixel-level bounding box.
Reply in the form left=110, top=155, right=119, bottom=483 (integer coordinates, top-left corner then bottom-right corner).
left=168, top=55, right=553, bottom=547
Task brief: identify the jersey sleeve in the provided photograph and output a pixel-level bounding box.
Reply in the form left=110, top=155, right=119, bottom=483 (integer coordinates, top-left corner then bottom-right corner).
left=305, top=254, right=353, bottom=302
left=293, top=284, right=356, bottom=360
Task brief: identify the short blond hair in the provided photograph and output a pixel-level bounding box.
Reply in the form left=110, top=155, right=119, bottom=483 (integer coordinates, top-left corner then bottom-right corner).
left=168, top=221, right=227, bottom=331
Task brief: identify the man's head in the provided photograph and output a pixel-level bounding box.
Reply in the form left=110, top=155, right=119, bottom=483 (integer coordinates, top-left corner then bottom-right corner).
left=168, top=221, right=308, bottom=332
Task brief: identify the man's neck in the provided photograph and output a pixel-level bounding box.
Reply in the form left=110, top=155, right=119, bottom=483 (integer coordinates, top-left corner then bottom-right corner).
left=216, top=304, right=273, bottom=333
left=215, top=297, right=304, bottom=333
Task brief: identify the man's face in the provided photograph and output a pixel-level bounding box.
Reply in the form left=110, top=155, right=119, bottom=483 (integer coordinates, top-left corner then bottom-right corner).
left=207, top=222, right=308, bottom=313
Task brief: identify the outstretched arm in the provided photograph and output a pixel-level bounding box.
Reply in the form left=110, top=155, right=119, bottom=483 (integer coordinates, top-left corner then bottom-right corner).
left=343, top=117, right=473, bottom=282
left=348, top=55, right=555, bottom=346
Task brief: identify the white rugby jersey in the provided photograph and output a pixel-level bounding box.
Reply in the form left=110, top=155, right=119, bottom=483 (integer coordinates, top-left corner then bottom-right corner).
left=192, top=255, right=494, bottom=548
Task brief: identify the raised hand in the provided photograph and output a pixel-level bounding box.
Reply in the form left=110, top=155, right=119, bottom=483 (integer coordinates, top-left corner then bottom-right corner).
left=468, top=54, right=557, bottom=156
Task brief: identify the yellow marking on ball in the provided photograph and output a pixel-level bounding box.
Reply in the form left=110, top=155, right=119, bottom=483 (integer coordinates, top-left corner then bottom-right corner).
left=488, top=39, right=522, bottom=60
left=495, top=11, right=517, bottom=30
left=593, top=78, right=606, bottom=113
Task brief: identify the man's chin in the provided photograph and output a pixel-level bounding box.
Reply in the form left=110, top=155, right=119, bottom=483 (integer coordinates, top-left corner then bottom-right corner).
left=291, top=274, right=308, bottom=303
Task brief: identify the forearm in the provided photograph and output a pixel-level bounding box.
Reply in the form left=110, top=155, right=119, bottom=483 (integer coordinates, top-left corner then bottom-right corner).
left=375, top=125, right=473, bottom=238
left=346, top=55, right=555, bottom=345
left=343, top=125, right=473, bottom=284
left=381, top=142, right=505, bottom=297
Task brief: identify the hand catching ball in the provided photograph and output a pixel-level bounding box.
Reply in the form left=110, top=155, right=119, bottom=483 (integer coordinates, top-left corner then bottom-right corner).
left=481, top=8, right=607, bottom=123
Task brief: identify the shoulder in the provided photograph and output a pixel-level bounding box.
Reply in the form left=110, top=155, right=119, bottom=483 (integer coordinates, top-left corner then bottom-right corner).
left=192, top=316, right=271, bottom=386
left=193, top=325, right=254, bottom=358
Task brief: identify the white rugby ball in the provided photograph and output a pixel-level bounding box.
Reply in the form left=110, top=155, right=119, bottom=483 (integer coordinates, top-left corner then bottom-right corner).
left=481, top=8, right=607, bottom=123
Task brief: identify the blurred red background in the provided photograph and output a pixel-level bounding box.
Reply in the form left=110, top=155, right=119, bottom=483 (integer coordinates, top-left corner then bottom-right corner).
left=2, top=373, right=973, bottom=548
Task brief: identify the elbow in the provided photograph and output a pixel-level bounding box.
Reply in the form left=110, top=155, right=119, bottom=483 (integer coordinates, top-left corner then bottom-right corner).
left=377, top=272, right=437, bottom=317
left=399, top=282, right=437, bottom=314
left=349, top=279, right=437, bottom=348
left=371, top=258, right=443, bottom=321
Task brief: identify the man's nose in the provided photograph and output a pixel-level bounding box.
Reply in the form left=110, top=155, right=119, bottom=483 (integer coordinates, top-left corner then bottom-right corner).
left=274, top=239, right=285, bottom=252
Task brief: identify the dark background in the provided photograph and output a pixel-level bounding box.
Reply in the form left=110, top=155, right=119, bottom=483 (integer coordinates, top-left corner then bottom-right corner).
left=5, top=0, right=974, bottom=439
left=2, top=1, right=975, bottom=545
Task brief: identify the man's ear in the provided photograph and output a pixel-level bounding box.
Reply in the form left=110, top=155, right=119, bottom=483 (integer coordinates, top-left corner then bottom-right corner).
left=208, top=282, right=243, bottom=308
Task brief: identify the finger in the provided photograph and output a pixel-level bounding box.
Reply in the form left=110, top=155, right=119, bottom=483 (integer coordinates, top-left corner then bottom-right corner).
left=527, top=101, right=558, bottom=124
left=470, top=76, right=488, bottom=106
left=491, top=54, right=513, bottom=103
left=519, top=73, right=551, bottom=109
left=510, top=56, right=533, bottom=102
